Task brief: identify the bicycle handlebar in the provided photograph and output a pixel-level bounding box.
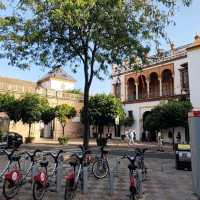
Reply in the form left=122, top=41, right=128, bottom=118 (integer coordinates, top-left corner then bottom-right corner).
left=1, top=149, right=18, bottom=159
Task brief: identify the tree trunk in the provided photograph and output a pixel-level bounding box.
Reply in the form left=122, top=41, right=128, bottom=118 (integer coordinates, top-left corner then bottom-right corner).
left=62, top=124, right=65, bottom=137
left=28, top=123, right=31, bottom=138
left=172, top=127, right=175, bottom=151
left=83, top=85, right=90, bottom=149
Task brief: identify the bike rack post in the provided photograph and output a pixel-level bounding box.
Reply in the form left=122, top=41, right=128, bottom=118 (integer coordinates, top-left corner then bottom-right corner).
left=56, top=155, right=64, bottom=194
left=108, top=169, right=114, bottom=195
left=83, top=166, right=88, bottom=193
left=137, top=169, right=143, bottom=197
left=31, top=164, right=38, bottom=188
left=114, top=159, right=120, bottom=177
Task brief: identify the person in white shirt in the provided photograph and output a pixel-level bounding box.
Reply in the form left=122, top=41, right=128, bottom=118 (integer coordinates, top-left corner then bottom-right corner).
left=129, top=130, right=135, bottom=145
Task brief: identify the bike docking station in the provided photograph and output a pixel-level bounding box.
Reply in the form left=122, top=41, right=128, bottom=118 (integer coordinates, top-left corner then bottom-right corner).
left=82, top=166, right=88, bottom=193
left=188, top=109, right=200, bottom=199
left=108, top=167, right=114, bottom=195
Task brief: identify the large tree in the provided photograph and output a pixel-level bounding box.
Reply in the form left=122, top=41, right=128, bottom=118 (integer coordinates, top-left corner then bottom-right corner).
left=81, top=94, right=125, bottom=137
left=0, top=0, right=191, bottom=147
left=144, top=100, right=192, bottom=146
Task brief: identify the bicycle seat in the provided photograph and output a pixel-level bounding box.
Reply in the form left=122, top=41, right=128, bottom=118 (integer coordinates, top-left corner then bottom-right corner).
left=11, top=155, right=21, bottom=162
left=47, top=150, right=63, bottom=163
left=69, top=161, right=78, bottom=167
left=40, top=160, right=49, bottom=168
left=128, top=164, right=137, bottom=171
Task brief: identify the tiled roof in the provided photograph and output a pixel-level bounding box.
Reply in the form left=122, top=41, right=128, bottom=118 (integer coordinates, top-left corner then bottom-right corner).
left=38, top=67, right=76, bottom=83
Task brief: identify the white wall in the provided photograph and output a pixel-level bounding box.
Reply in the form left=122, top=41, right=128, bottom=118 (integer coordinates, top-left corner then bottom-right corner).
left=50, top=79, right=75, bottom=91
left=173, top=58, right=188, bottom=95
left=187, top=48, right=200, bottom=108
left=124, top=100, right=162, bottom=140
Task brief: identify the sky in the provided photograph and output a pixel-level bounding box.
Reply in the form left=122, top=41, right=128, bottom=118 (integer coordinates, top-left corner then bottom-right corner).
left=0, top=0, right=200, bottom=95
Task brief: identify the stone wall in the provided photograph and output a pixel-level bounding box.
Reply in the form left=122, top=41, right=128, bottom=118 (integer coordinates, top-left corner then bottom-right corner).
left=0, top=76, right=84, bottom=141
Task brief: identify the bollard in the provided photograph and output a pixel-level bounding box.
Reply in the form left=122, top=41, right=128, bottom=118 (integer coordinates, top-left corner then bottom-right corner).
left=108, top=169, right=114, bottom=195
left=56, top=155, right=64, bottom=200
left=137, top=169, right=143, bottom=197
left=83, top=166, right=88, bottom=193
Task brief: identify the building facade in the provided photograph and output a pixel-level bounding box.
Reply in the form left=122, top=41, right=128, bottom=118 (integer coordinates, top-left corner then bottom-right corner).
left=112, top=36, right=200, bottom=143
left=0, top=68, right=84, bottom=142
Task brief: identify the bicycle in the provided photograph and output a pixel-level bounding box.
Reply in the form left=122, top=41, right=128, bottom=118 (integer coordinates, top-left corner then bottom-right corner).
left=135, top=148, right=148, bottom=181
left=32, top=149, right=64, bottom=200
left=121, top=153, right=141, bottom=200
left=64, top=145, right=90, bottom=200
left=92, top=145, right=110, bottom=179
left=0, top=149, right=18, bottom=182
left=2, top=149, right=42, bottom=200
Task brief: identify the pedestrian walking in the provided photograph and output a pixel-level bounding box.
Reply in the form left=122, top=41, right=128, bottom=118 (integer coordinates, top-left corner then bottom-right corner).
left=128, top=130, right=135, bottom=145
left=158, top=131, right=164, bottom=151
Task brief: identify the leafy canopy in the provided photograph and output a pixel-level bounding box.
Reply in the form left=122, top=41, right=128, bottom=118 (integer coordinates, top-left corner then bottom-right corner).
left=0, top=93, right=21, bottom=123
left=20, top=93, right=49, bottom=125
left=55, top=104, right=76, bottom=127
left=81, top=94, right=125, bottom=126
left=144, top=101, right=192, bottom=132
left=0, top=0, right=191, bottom=71
left=41, top=106, right=56, bottom=125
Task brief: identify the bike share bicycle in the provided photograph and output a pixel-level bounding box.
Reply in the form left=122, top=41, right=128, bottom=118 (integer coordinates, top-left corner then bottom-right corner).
left=121, top=148, right=148, bottom=200
left=32, top=149, right=64, bottom=200
left=64, top=145, right=91, bottom=200
left=2, top=149, right=41, bottom=200
left=92, top=145, right=110, bottom=179
left=0, top=149, right=18, bottom=182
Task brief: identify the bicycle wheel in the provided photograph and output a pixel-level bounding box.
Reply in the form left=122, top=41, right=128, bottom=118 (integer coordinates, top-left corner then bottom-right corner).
left=3, top=179, right=18, bottom=200
left=92, top=159, right=109, bottom=179
left=32, top=181, right=46, bottom=200
left=64, top=180, right=75, bottom=200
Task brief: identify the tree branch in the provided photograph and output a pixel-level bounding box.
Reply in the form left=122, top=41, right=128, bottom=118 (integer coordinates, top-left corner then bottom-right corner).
left=88, top=43, right=98, bottom=87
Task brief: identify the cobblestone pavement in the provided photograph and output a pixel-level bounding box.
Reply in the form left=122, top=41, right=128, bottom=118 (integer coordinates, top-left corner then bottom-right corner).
left=0, top=153, right=198, bottom=200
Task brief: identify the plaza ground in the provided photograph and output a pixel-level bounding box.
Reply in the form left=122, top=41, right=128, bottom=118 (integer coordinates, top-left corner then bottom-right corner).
left=0, top=143, right=198, bottom=200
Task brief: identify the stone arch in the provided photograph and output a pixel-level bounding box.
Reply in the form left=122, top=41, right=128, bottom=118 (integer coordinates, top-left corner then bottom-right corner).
left=127, top=78, right=136, bottom=100
left=138, top=75, right=147, bottom=99
left=149, top=72, right=160, bottom=98
left=162, top=69, right=174, bottom=96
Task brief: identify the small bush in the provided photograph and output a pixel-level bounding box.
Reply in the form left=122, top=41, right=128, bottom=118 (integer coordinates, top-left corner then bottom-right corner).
left=58, top=136, right=69, bottom=145
left=0, top=130, right=3, bottom=142
left=25, top=137, right=35, bottom=144
left=96, top=137, right=107, bottom=146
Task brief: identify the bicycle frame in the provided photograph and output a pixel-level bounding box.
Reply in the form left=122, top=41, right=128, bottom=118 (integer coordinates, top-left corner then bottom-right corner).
left=0, top=160, right=11, bottom=179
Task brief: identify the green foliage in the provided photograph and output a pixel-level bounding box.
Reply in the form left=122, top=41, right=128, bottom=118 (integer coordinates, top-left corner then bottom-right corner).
left=64, top=89, right=82, bottom=94
left=58, top=136, right=69, bottom=145
left=0, top=129, right=3, bottom=142
left=0, top=93, right=21, bottom=123
left=20, top=93, right=48, bottom=125
left=81, top=94, right=125, bottom=126
left=0, top=0, right=191, bottom=147
left=123, top=116, right=135, bottom=127
left=144, top=101, right=192, bottom=132
left=41, top=106, right=56, bottom=125
left=55, top=104, right=76, bottom=136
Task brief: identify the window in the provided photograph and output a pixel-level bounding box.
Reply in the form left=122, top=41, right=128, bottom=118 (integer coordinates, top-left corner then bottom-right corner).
left=180, top=65, right=189, bottom=93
